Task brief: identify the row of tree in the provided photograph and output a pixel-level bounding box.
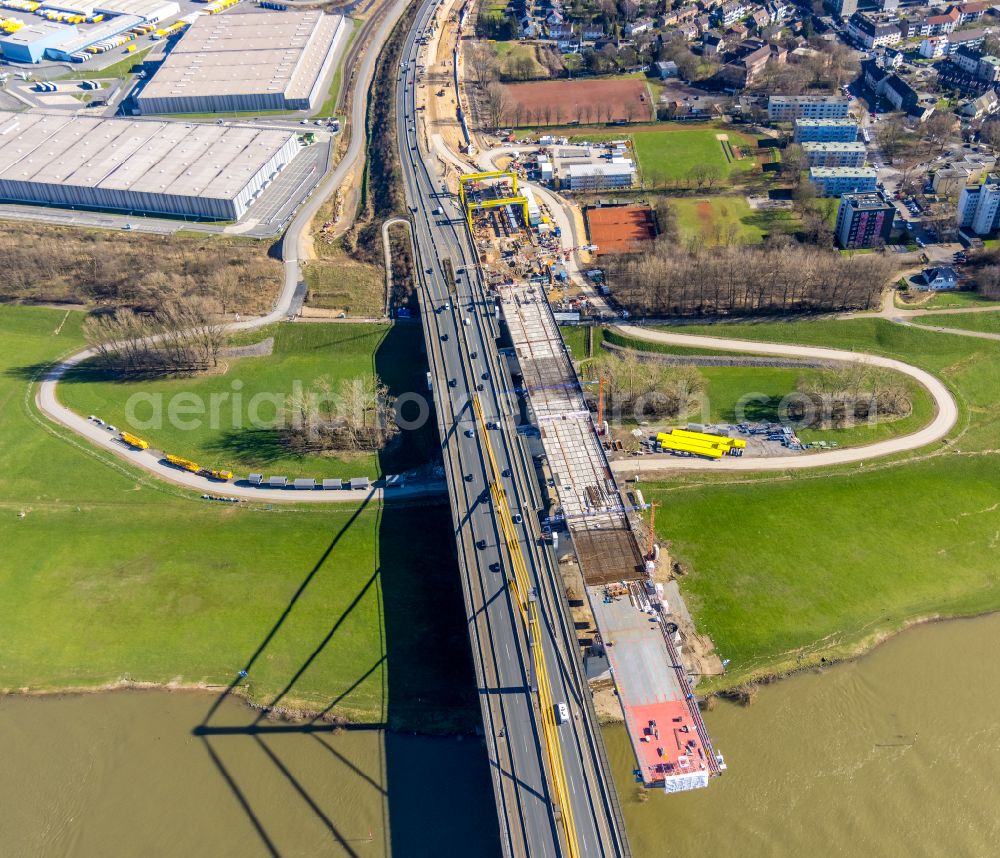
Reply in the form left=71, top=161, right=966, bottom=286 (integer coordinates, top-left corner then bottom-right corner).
left=83, top=300, right=226, bottom=376
left=604, top=241, right=894, bottom=316
left=582, top=351, right=705, bottom=418
left=791, top=365, right=911, bottom=428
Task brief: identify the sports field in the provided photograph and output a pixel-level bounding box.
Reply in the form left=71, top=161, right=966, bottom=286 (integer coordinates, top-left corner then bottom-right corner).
left=586, top=205, right=656, bottom=254
left=632, top=125, right=757, bottom=185
left=0, top=306, right=473, bottom=728
left=503, top=78, right=652, bottom=125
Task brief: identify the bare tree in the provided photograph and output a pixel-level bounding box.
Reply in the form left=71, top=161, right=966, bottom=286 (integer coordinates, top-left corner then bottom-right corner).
left=485, top=82, right=511, bottom=130
left=468, top=40, right=499, bottom=89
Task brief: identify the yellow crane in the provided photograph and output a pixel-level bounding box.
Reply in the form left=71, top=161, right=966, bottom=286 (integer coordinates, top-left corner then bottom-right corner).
left=472, top=395, right=582, bottom=858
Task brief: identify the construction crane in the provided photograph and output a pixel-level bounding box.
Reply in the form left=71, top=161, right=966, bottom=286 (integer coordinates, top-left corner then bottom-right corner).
left=472, top=395, right=582, bottom=858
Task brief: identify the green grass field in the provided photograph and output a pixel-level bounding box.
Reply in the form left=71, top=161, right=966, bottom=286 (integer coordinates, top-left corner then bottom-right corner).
left=58, top=323, right=429, bottom=481
left=636, top=318, right=1000, bottom=689
left=632, top=125, right=756, bottom=185
left=670, top=196, right=799, bottom=245
left=0, top=306, right=472, bottom=729
left=910, top=310, right=1000, bottom=335
left=898, top=290, right=1000, bottom=310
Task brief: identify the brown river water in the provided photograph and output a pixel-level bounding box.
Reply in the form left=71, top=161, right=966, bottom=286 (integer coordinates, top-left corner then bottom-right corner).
left=4, top=613, right=1000, bottom=857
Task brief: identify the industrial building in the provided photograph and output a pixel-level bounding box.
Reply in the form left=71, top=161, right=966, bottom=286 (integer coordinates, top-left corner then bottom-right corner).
left=0, top=0, right=179, bottom=62
left=0, top=20, right=75, bottom=63
left=136, top=10, right=346, bottom=115
left=801, top=141, right=867, bottom=168
left=567, top=161, right=636, bottom=191
left=45, top=13, right=141, bottom=60
left=0, top=111, right=300, bottom=220
left=793, top=117, right=859, bottom=143
left=809, top=166, right=877, bottom=197
left=767, top=95, right=851, bottom=121
left=835, top=191, right=894, bottom=249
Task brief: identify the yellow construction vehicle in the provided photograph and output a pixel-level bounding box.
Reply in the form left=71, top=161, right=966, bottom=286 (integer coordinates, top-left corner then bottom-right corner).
left=119, top=431, right=149, bottom=450
left=166, top=454, right=200, bottom=474
left=203, top=468, right=233, bottom=482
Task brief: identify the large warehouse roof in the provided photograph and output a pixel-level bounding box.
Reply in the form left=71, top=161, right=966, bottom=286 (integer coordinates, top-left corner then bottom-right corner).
left=0, top=111, right=299, bottom=217
left=137, top=11, right=343, bottom=105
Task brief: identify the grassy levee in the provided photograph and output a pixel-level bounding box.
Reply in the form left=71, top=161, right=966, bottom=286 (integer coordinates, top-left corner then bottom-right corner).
left=910, top=311, right=1000, bottom=335
left=0, top=306, right=475, bottom=731
left=57, top=322, right=432, bottom=481
left=634, top=318, right=1000, bottom=692
left=572, top=326, right=936, bottom=448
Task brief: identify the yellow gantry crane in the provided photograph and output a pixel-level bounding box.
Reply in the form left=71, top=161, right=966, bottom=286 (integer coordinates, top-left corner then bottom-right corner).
left=459, top=170, right=531, bottom=229
left=472, top=395, right=582, bottom=858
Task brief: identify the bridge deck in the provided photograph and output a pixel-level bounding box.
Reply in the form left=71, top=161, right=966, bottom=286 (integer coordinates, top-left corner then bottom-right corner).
left=497, top=280, right=719, bottom=790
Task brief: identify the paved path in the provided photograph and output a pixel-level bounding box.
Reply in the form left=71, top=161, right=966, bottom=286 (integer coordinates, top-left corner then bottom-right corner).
left=608, top=324, right=959, bottom=473
left=34, top=0, right=423, bottom=505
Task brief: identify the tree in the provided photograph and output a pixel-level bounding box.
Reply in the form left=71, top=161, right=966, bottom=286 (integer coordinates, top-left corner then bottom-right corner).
left=922, top=112, right=956, bottom=155
left=467, top=40, right=499, bottom=90
left=875, top=117, right=906, bottom=162
left=484, top=81, right=510, bottom=130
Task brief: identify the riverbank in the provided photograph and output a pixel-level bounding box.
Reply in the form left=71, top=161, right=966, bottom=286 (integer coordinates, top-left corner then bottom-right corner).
left=0, top=306, right=476, bottom=734
left=637, top=317, right=999, bottom=694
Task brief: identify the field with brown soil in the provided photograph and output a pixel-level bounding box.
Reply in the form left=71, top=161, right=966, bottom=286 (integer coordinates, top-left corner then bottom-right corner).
left=586, top=205, right=656, bottom=255
left=503, top=78, right=652, bottom=126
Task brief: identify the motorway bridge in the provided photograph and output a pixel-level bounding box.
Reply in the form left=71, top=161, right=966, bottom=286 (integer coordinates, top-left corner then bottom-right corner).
left=395, top=1, right=631, bottom=855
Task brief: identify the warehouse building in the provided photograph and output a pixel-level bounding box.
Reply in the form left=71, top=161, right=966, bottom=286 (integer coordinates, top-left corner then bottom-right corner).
left=46, top=13, right=142, bottom=60
left=801, top=141, right=867, bottom=168
left=0, top=21, right=76, bottom=63
left=136, top=10, right=346, bottom=115
left=0, top=111, right=300, bottom=220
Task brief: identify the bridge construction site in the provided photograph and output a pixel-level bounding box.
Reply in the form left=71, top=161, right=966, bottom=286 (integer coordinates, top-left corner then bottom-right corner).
left=462, top=171, right=725, bottom=791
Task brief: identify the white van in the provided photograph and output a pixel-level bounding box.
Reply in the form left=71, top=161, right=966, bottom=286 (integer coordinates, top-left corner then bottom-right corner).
left=556, top=702, right=569, bottom=725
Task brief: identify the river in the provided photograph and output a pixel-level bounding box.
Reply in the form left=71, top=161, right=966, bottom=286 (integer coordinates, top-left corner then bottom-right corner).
left=0, top=690, right=500, bottom=857
left=4, top=614, right=999, bottom=857
left=606, top=612, right=1000, bottom=858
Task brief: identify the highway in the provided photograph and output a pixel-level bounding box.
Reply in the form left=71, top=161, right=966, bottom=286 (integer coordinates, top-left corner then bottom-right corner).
left=395, top=2, right=629, bottom=856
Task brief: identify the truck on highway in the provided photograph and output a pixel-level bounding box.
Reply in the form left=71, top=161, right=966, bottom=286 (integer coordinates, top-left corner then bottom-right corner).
left=556, top=702, right=569, bottom=724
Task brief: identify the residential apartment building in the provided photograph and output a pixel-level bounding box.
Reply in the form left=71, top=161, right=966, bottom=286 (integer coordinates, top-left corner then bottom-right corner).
left=957, top=1, right=988, bottom=24
left=767, top=94, right=851, bottom=120
left=919, top=35, right=948, bottom=58
left=809, top=166, right=878, bottom=196
left=794, top=117, right=859, bottom=142
left=827, top=0, right=857, bottom=19
left=952, top=45, right=982, bottom=74
left=977, top=54, right=1000, bottom=83
left=847, top=12, right=902, bottom=49
left=950, top=28, right=988, bottom=54
left=883, top=74, right=919, bottom=112
left=957, top=175, right=1000, bottom=234
left=802, top=141, right=868, bottom=168
left=713, top=0, right=750, bottom=27
left=835, top=190, right=895, bottom=249
left=926, top=7, right=960, bottom=34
